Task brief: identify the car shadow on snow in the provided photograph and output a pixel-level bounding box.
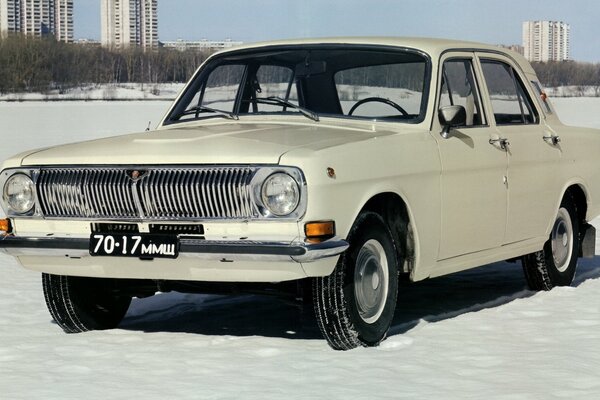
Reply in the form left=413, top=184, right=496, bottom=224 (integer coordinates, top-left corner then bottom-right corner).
left=119, top=257, right=600, bottom=341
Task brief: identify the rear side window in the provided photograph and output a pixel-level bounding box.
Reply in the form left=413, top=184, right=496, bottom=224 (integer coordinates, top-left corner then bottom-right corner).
left=480, top=60, right=538, bottom=125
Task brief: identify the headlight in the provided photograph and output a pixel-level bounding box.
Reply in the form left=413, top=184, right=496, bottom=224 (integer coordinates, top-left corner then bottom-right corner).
left=261, top=172, right=300, bottom=216
left=3, top=174, right=35, bottom=214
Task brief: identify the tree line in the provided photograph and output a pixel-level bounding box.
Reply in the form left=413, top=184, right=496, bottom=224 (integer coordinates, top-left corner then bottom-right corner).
left=0, top=35, right=211, bottom=93
left=531, top=61, right=600, bottom=95
left=2, top=35, right=600, bottom=95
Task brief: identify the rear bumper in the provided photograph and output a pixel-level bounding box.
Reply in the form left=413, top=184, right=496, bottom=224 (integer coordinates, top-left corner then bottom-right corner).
left=0, top=235, right=349, bottom=263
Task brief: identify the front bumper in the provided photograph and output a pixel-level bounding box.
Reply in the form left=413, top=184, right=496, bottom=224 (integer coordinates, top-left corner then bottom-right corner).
left=0, top=235, right=349, bottom=263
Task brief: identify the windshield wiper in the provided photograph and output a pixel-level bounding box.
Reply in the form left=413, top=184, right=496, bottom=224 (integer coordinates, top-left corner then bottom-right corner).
left=178, top=105, right=239, bottom=120
left=254, top=96, right=319, bottom=122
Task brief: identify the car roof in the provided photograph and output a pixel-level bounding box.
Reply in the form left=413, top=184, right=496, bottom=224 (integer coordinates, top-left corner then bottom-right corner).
left=212, top=37, right=533, bottom=74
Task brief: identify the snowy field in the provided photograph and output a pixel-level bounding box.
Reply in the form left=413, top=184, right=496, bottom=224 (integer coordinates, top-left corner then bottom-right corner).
left=1, top=98, right=600, bottom=399
left=0, top=83, right=186, bottom=102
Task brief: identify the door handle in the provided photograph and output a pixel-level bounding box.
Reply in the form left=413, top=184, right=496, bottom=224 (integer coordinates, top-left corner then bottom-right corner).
left=543, top=135, right=561, bottom=145
left=489, top=137, right=510, bottom=150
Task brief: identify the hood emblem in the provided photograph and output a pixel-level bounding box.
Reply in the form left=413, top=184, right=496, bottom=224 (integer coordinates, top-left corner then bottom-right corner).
left=126, top=169, right=150, bottom=182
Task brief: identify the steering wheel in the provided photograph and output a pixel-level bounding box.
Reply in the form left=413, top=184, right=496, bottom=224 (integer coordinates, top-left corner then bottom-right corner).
left=348, top=97, right=408, bottom=116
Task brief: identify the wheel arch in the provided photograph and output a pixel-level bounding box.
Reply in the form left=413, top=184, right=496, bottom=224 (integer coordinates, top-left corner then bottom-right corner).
left=564, top=184, right=588, bottom=224
left=557, top=182, right=589, bottom=222
left=355, top=192, right=418, bottom=276
left=545, top=181, right=589, bottom=238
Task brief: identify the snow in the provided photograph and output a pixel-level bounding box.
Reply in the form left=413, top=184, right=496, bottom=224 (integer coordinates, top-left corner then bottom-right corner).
left=0, top=83, right=185, bottom=102
left=1, top=99, right=600, bottom=399
left=546, top=86, right=600, bottom=98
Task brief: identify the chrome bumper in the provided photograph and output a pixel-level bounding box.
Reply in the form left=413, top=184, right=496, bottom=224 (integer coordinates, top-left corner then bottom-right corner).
left=0, top=235, right=349, bottom=263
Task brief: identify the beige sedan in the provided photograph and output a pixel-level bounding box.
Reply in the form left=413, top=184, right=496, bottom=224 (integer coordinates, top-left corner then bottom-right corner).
left=1, top=37, right=598, bottom=350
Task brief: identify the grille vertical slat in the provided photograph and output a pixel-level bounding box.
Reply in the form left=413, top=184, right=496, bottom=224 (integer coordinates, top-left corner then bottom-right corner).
left=235, top=170, right=245, bottom=217
left=97, top=171, right=109, bottom=216
left=194, top=171, right=207, bottom=215
left=174, top=170, right=185, bottom=217
left=113, top=171, right=123, bottom=217
left=160, top=171, right=171, bottom=217
left=106, top=170, right=116, bottom=217
left=222, top=169, right=232, bottom=218
left=200, top=170, right=210, bottom=217
left=183, top=171, right=196, bottom=218
left=215, top=170, right=225, bottom=217
left=37, top=167, right=259, bottom=220
left=205, top=170, right=215, bottom=218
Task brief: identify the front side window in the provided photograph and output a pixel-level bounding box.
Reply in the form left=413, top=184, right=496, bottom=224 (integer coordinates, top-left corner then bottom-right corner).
left=439, top=59, right=485, bottom=126
left=480, top=60, right=538, bottom=125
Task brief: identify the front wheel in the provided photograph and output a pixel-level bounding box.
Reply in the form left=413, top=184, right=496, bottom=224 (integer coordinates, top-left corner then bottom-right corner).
left=313, top=212, right=399, bottom=350
left=522, top=195, right=580, bottom=291
left=43, top=274, right=132, bottom=333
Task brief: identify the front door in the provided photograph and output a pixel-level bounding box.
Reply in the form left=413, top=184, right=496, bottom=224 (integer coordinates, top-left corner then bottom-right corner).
left=435, top=54, right=508, bottom=260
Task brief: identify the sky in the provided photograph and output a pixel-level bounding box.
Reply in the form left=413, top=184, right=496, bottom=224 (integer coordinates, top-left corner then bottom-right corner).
left=75, top=0, right=600, bottom=62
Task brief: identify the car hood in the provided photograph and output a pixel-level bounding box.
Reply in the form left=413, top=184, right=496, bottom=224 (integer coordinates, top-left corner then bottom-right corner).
left=18, top=120, right=400, bottom=166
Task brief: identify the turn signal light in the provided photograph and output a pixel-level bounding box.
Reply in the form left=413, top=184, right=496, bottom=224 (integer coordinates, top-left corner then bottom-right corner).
left=305, top=220, right=336, bottom=242
left=0, top=219, right=11, bottom=234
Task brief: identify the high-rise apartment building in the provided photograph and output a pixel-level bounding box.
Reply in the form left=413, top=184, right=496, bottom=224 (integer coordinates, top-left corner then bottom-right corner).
left=53, top=0, right=72, bottom=42
left=101, top=0, right=158, bottom=49
left=0, top=0, right=72, bottom=42
left=522, top=21, right=570, bottom=62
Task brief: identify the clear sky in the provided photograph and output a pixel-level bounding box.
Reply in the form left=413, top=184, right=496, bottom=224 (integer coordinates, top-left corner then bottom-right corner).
left=75, top=0, right=600, bottom=62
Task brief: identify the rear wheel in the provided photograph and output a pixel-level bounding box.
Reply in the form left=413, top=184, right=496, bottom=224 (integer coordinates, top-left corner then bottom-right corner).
left=313, top=212, right=399, bottom=350
left=42, top=274, right=132, bottom=333
left=522, top=195, right=580, bottom=291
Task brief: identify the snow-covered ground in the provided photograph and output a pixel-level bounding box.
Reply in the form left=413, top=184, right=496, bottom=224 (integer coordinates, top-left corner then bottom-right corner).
left=0, top=83, right=186, bottom=102
left=1, top=99, right=600, bottom=399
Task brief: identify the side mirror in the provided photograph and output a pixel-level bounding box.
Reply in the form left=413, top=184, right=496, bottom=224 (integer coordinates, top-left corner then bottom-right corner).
left=438, top=105, right=466, bottom=139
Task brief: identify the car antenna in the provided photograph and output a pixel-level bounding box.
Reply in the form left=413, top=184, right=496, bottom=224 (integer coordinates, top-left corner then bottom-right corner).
left=145, top=121, right=151, bottom=131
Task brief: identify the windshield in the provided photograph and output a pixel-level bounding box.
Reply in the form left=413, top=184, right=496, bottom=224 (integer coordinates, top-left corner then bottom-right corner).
left=165, top=46, right=430, bottom=125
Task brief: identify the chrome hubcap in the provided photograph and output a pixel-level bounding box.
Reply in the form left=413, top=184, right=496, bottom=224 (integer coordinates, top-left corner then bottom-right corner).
left=551, top=207, right=573, bottom=272
left=354, top=239, right=389, bottom=324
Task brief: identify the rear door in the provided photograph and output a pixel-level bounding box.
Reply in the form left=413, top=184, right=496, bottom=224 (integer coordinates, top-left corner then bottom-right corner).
left=477, top=53, right=561, bottom=243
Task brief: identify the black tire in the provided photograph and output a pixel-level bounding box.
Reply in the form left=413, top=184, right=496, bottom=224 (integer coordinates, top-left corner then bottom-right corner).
left=522, top=195, right=580, bottom=291
left=313, top=212, right=399, bottom=350
left=42, top=274, right=132, bottom=333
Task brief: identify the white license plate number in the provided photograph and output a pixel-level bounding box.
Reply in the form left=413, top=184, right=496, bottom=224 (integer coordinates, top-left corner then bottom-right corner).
left=89, top=234, right=179, bottom=258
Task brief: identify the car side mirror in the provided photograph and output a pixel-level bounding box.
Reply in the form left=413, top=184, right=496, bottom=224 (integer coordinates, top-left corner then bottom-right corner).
left=438, top=105, right=466, bottom=139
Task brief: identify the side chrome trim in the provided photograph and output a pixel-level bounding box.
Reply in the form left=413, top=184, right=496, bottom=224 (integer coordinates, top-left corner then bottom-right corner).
left=0, top=235, right=348, bottom=263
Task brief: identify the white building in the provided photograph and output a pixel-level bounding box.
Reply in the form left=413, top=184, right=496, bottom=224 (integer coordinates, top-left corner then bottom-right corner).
left=0, top=0, right=72, bottom=42
left=0, top=0, right=21, bottom=35
left=522, top=21, right=570, bottom=62
left=53, top=0, right=72, bottom=42
left=101, top=0, right=158, bottom=49
left=161, top=38, right=243, bottom=52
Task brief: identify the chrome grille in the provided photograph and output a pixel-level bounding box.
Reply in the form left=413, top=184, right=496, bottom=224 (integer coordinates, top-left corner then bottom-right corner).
left=37, top=167, right=258, bottom=220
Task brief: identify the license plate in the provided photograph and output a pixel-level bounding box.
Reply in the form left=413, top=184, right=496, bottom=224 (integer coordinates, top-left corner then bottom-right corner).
left=90, top=234, right=179, bottom=259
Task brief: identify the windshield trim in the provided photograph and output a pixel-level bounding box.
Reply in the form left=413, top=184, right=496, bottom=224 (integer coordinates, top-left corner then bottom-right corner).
left=163, top=44, right=432, bottom=127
